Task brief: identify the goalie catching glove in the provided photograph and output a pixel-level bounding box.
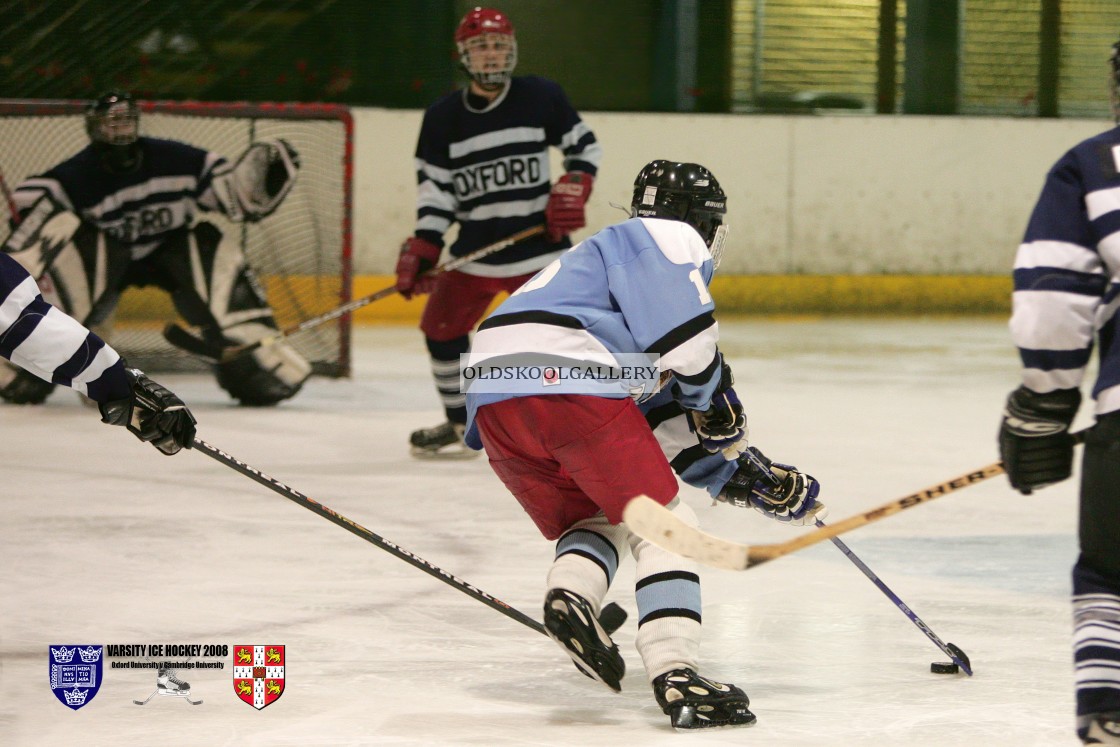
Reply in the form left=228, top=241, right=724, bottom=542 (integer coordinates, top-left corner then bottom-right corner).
left=718, top=446, right=825, bottom=526
left=215, top=138, right=300, bottom=222
left=688, top=360, right=747, bottom=458
left=99, top=368, right=197, bottom=455
left=998, top=385, right=1080, bottom=495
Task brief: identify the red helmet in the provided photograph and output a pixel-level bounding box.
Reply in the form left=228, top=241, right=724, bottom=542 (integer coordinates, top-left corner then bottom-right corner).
left=455, top=7, right=517, bottom=91
left=454, top=7, right=514, bottom=44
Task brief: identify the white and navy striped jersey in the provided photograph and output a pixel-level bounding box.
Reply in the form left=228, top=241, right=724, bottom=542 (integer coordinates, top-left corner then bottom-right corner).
left=0, top=253, right=129, bottom=402
left=12, top=137, right=228, bottom=260
left=1011, top=125, right=1120, bottom=416
left=414, top=76, right=602, bottom=278
left=465, top=216, right=724, bottom=436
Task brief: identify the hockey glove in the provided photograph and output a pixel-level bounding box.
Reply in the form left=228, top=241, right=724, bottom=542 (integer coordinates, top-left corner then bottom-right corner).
left=718, top=447, right=826, bottom=526
left=688, top=361, right=748, bottom=458
left=394, top=237, right=441, bottom=299
left=545, top=172, right=594, bottom=242
left=999, top=385, right=1080, bottom=495
left=0, top=367, right=56, bottom=405
left=99, top=368, right=197, bottom=456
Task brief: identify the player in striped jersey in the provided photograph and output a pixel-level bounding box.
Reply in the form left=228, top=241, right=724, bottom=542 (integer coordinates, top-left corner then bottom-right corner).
left=463, top=161, right=823, bottom=728
left=2, top=90, right=309, bottom=408
left=0, top=252, right=195, bottom=455
left=395, top=7, right=602, bottom=458
left=998, top=39, right=1120, bottom=746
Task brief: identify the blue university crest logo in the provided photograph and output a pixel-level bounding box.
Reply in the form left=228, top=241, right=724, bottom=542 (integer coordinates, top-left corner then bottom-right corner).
left=49, top=644, right=103, bottom=710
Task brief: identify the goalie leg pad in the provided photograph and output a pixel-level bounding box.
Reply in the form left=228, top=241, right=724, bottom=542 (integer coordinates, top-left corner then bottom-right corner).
left=217, top=321, right=310, bottom=406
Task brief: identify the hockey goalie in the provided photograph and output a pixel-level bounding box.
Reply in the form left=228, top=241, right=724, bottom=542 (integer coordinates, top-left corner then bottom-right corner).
left=0, top=90, right=310, bottom=407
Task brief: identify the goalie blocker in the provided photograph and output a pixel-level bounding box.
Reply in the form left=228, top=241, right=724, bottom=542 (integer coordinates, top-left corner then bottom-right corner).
left=1, top=195, right=309, bottom=406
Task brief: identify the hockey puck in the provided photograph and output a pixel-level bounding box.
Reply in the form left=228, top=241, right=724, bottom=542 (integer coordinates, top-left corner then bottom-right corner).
left=930, top=661, right=959, bottom=674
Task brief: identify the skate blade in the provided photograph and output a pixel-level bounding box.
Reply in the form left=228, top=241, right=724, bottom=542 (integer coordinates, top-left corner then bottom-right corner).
left=410, top=445, right=479, bottom=460
left=668, top=703, right=757, bottom=729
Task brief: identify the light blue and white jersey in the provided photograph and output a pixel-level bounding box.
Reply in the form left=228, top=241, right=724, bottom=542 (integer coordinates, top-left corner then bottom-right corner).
left=0, top=253, right=129, bottom=402
left=465, top=216, right=724, bottom=445
left=1011, top=125, right=1120, bottom=415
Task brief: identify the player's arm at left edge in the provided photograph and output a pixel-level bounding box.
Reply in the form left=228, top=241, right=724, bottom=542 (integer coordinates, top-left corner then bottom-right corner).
left=0, top=253, right=196, bottom=454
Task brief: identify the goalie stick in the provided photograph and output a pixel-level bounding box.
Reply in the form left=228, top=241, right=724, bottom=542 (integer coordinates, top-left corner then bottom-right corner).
left=191, top=437, right=627, bottom=637
left=624, top=428, right=1089, bottom=570
left=164, top=224, right=547, bottom=363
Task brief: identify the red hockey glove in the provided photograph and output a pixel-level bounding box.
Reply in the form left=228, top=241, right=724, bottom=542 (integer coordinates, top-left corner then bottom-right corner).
left=395, top=237, right=441, bottom=299
left=545, top=172, right=594, bottom=242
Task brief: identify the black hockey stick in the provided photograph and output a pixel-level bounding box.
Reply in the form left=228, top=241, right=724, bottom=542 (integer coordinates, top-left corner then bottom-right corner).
left=165, top=225, right=547, bottom=363
left=818, top=519, right=972, bottom=675
left=191, top=437, right=627, bottom=636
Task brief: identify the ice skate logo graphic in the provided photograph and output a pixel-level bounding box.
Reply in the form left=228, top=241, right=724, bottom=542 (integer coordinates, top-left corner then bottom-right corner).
left=232, top=645, right=285, bottom=710
left=134, top=665, right=202, bottom=706
left=49, top=644, right=103, bottom=710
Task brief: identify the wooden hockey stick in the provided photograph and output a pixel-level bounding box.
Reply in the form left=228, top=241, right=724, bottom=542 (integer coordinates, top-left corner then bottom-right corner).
left=624, top=428, right=1089, bottom=570
left=164, top=224, right=547, bottom=363
left=192, top=436, right=627, bottom=636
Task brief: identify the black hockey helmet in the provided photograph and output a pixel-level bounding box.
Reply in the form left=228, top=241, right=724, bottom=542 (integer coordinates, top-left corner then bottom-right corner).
left=631, top=160, right=728, bottom=264
left=85, top=90, right=140, bottom=172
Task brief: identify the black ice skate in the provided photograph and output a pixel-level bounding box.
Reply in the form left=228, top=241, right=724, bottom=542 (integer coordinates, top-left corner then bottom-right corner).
left=543, top=588, right=625, bottom=692
left=652, top=668, right=755, bottom=729
left=134, top=667, right=202, bottom=706
left=1081, top=712, right=1120, bottom=744
left=409, top=421, right=477, bottom=459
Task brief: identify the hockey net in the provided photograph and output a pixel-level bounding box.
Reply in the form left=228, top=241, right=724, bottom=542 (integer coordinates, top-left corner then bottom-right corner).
left=0, top=99, right=353, bottom=377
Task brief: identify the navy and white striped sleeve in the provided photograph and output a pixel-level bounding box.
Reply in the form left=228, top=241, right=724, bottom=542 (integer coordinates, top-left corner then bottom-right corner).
left=544, top=81, right=601, bottom=176
left=1010, top=150, right=1109, bottom=395
left=0, top=254, right=130, bottom=403
left=413, top=111, right=458, bottom=246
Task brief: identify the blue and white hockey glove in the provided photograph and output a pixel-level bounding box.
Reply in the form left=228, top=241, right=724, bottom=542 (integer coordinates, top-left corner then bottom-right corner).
left=718, top=447, right=826, bottom=526
left=688, top=361, right=747, bottom=458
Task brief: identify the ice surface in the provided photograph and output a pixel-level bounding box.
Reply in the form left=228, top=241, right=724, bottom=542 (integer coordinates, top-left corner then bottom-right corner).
left=0, top=318, right=1089, bottom=745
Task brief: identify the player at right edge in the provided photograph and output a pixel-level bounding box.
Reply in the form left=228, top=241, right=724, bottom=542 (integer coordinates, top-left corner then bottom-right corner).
left=998, top=37, right=1120, bottom=747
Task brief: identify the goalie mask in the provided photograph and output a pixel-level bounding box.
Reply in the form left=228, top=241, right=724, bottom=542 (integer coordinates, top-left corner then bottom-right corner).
left=85, top=90, right=141, bottom=173
left=631, top=160, right=729, bottom=268
left=455, top=7, right=517, bottom=92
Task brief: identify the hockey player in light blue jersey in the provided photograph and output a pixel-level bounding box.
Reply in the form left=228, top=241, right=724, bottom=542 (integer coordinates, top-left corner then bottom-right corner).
left=0, top=252, right=195, bottom=455
left=465, top=160, right=825, bottom=729
left=998, top=38, right=1120, bottom=746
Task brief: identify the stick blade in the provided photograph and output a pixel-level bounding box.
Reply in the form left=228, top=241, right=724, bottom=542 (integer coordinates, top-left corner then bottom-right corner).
left=623, top=495, right=751, bottom=570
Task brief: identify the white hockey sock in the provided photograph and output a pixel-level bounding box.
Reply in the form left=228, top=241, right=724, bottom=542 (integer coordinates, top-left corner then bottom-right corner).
left=546, top=514, right=630, bottom=614
left=630, top=499, right=702, bottom=681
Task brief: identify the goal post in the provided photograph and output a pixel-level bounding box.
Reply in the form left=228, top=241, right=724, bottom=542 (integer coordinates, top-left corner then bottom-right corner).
left=0, top=98, right=354, bottom=377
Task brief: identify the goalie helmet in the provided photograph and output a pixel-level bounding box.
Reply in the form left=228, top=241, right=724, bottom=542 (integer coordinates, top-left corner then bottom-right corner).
left=455, top=7, right=517, bottom=91
left=631, top=160, right=729, bottom=267
left=85, top=90, right=141, bottom=172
